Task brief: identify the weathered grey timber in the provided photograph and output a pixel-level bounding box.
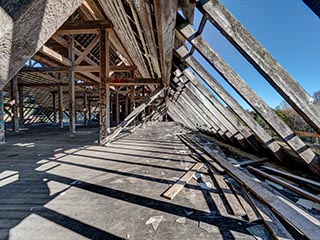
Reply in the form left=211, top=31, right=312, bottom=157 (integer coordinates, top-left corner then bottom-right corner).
left=176, top=29, right=320, bottom=174
left=174, top=47, right=283, bottom=158
left=172, top=78, right=230, bottom=137
left=58, top=86, right=63, bottom=128
left=174, top=76, right=250, bottom=148
left=175, top=68, right=261, bottom=151
left=105, top=87, right=164, bottom=144
left=18, top=85, right=24, bottom=126
left=68, top=37, right=76, bottom=133
left=0, top=0, right=85, bottom=90
left=153, top=0, right=179, bottom=86
left=168, top=100, right=198, bottom=130
left=0, top=90, right=4, bottom=143
left=197, top=0, right=320, bottom=134
left=99, top=28, right=109, bottom=144
left=10, top=76, right=19, bottom=132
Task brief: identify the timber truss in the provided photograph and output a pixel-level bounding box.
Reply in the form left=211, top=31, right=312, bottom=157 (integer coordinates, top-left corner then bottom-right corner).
left=0, top=0, right=320, bottom=178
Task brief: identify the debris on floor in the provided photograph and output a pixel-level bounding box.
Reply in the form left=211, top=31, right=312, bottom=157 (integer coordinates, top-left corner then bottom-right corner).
left=145, top=215, right=164, bottom=231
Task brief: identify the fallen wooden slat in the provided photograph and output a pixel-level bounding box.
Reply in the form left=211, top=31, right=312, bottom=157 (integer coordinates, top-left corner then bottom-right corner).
left=162, top=162, right=203, bottom=200
left=248, top=166, right=320, bottom=204
left=179, top=134, right=320, bottom=240
left=261, top=165, right=320, bottom=188
left=234, top=158, right=268, bottom=168
left=248, top=194, right=294, bottom=240
left=212, top=173, right=246, bottom=217
left=228, top=178, right=260, bottom=222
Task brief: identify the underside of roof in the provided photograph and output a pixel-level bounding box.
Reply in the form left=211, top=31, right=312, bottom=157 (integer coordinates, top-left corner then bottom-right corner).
left=0, top=1, right=320, bottom=174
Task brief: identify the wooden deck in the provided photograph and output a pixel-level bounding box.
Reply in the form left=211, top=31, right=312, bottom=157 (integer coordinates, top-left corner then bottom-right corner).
left=0, top=122, right=260, bottom=240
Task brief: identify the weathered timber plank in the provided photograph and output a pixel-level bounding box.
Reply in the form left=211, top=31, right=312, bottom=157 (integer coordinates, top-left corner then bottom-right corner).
left=162, top=162, right=203, bottom=200
left=153, top=0, right=178, bottom=86
left=213, top=173, right=247, bottom=216
left=248, top=194, right=294, bottom=240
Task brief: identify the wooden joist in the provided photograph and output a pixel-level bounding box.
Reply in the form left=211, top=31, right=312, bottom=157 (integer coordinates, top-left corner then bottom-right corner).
left=162, top=162, right=203, bottom=200
left=57, top=20, right=113, bottom=35
left=107, top=77, right=162, bottom=86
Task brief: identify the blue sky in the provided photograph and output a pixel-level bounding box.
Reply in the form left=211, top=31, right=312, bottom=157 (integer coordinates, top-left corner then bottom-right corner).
left=190, top=0, right=320, bottom=109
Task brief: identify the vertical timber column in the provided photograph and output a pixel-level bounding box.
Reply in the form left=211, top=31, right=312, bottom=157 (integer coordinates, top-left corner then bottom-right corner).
left=18, top=85, right=24, bottom=127
left=116, top=87, right=120, bottom=125
left=99, top=27, right=110, bottom=144
left=0, top=89, right=4, bottom=143
left=130, top=85, right=135, bottom=126
left=141, top=86, right=146, bottom=128
left=88, top=100, right=92, bottom=125
left=11, top=77, right=19, bottom=132
left=125, top=93, right=129, bottom=117
left=52, top=92, right=57, bottom=125
left=69, top=36, right=76, bottom=133
left=84, top=93, right=88, bottom=126
left=58, top=86, right=64, bottom=128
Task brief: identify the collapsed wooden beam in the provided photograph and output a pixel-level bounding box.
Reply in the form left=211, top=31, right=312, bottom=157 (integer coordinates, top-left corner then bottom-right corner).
left=197, top=0, right=320, bottom=134
left=104, top=87, right=165, bottom=145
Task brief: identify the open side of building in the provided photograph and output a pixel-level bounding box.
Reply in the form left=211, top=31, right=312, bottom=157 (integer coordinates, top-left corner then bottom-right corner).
left=1, top=0, right=320, bottom=239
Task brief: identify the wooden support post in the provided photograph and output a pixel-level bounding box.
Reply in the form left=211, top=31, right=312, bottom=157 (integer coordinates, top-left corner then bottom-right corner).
left=125, top=93, right=129, bottom=117
left=18, top=85, right=24, bottom=127
left=84, top=93, right=88, bottom=126
left=58, top=86, right=63, bottom=128
left=0, top=89, right=4, bottom=143
left=176, top=24, right=320, bottom=174
left=130, top=85, right=135, bottom=126
left=99, top=27, right=110, bottom=144
left=68, top=36, right=76, bottom=133
left=197, top=1, right=320, bottom=134
left=11, top=77, right=19, bottom=132
left=116, top=87, right=120, bottom=125
left=52, top=92, right=57, bottom=125
left=141, top=86, right=146, bottom=128
left=88, top=100, right=92, bottom=125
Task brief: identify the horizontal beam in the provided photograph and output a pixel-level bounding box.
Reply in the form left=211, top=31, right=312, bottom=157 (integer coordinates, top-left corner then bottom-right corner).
left=20, top=66, right=69, bottom=72
left=57, top=20, right=113, bottom=35
left=109, top=65, right=137, bottom=72
left=107, top=77, right=162, bottom=85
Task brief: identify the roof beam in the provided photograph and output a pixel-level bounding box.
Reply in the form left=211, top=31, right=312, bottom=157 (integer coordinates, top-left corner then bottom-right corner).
left=107, top=77, right=162, bottom=86
left=176, top=23, right=320, bottom=175
left=57, top=20, right=112, bottom=35
left=197, top=1, right=320, bottom=134
left=153, top=0, right=179, bottom=86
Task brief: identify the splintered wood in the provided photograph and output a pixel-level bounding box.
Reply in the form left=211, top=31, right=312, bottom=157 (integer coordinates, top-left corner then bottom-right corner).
left=162, top=162, right=203, bottom=200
